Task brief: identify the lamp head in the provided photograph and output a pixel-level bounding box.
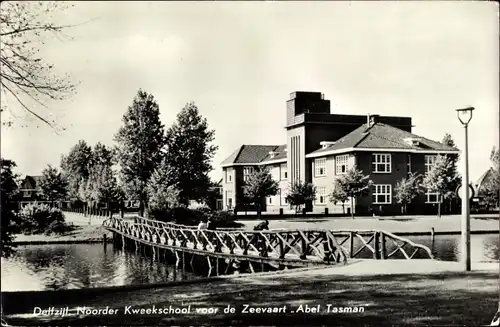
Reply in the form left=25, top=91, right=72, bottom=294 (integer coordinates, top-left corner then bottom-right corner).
left=456, top=106, right=475, bottom=125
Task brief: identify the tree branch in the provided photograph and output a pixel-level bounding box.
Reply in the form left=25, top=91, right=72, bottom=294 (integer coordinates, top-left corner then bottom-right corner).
left=1, top=81, right=53, bottom=127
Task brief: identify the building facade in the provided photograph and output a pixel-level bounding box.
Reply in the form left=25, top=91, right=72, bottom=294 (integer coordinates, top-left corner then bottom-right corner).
left=18, top=175, right=42, bottom=208
left=221, top=91, right=459, bottom=215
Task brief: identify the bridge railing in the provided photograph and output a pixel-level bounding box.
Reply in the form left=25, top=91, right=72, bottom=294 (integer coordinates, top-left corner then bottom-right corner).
left=103, top=216, right=434, bottom=263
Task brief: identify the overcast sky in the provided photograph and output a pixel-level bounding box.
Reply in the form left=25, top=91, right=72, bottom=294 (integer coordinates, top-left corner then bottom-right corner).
left=1, top=1, right=498, bottom=182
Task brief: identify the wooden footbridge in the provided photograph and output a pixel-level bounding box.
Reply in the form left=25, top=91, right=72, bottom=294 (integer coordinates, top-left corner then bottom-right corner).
left=103, top=216, right=434, bottom=277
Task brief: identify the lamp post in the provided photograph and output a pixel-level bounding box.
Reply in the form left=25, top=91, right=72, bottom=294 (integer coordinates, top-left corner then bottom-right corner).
left=456, top=106, right=474, bottom=272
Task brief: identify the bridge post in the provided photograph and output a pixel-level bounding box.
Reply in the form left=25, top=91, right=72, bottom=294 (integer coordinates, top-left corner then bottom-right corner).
left=380, top=233, right=386, bottom=260
left=190, top=254, right=195, bottom=272
left=175, top=251, right=181, bottom=269
left=349, top=232, right=354, bottom=258
left=322, top=232, right=331, bottom=263
left=373, top=231, right=380, bottom=260
left=182, top=251, right=186, bottom=276
left=300, top=234, right=308, bottom=260
left=207, top=257, right=212, bottom=278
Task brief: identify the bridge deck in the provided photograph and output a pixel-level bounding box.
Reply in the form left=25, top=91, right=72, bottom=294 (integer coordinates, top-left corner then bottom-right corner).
left=103, top=216, right=434, bottom=266
left=108, top=226, right=326, bottom=266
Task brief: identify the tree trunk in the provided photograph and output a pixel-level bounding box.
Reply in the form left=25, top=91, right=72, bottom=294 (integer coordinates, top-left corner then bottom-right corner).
left=256, top=201, right=261, bottom=220
left=120, top=200, right=124, bottom=218
left=350, top=197, right=354, bottom=219
left=138, top=200, right=145, bottom=217
left=342, top=204, right=345, bottom=214
left=437, top=194, right=442, bottom=218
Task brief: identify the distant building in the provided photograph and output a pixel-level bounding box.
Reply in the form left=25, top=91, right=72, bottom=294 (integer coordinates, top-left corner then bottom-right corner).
left=18, top=175, right=71, bottom=209
left=189, top=179, right=223, bottom=211
left=473, top=168, right=499, bottom=211
left=211, top=179, right=223, bottom=210
left=220, top=91, right=459, bottom=215
left=18, top=175, right=43, bottom=208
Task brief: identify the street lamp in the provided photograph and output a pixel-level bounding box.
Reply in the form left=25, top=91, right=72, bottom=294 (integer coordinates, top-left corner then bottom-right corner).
left=456, top=106, right=474, bottom=272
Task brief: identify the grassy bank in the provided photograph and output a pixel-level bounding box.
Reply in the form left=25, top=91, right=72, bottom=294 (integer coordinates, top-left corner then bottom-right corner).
left=239, top=215, right=500, bottom=234
left=12, top=225, right=112, bottom=244
left=3, top=261, right=498, bottom=326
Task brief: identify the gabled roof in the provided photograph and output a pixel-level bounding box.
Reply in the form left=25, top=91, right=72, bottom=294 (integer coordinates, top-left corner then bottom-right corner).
left=260, top=144, right=287, bottom=163
left=474, top=168, right=495, bottom=194
left=307, top=122, right=459, bottom=158
left=221, top=144, right=286, bottom=167
left=19, top=175, right=42, bottom=189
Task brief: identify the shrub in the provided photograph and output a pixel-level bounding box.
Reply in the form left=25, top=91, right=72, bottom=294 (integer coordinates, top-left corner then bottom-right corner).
left=44, top=220, right=72, bottom=236
left=208, top=210, right=243, bottom=229
left=18, top=202, right=69, bottom=234
left=149, top=207, right=243, bottom=229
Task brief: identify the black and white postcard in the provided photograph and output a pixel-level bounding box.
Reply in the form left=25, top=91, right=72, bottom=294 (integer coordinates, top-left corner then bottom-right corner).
left=1, top=1, right=499, bottom=326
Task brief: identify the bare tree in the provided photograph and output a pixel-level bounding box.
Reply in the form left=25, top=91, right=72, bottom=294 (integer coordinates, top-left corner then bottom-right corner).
left=0, top=1, right=89, bottom=128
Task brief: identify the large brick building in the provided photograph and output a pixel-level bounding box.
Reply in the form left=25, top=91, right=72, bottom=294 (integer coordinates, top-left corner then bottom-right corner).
left=221, top=91, right=459, bottom=215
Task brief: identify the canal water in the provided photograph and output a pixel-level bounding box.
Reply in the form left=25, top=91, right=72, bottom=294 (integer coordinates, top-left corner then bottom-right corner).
left=1, top=234, right=498, bottom=292
left=1, top=244, right=197, bottom=292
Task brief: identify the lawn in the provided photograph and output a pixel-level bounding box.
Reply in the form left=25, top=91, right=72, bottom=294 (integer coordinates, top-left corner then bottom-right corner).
left=238, top=214, right=500, bottom=234
left=4, top=262, right=498, bottom=326
left=12, top=225, right=111, bottom=243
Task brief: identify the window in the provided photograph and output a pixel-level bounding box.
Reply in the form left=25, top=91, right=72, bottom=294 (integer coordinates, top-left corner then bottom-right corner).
left=271, top=166, right=280, bottom=181
left=372, top=184, right=392, bottom=204
left=424, top=155, right=438, bottom=173
left=226, top=191, right=233, bottom=208
left=426, top=192, right=441, bottom=204
left=314, top=158, right=327, bottom=177
left=335, top=155, right=350, bottom=175
left=424, top=155, right=440, bottom=203
left=280, top=189, right=288, bottom=205
left=268, top=197, right=272, bottom=204
left=225, top=169, right=233, bottom=183
left=372, top=154, right=391, bottom=173
left=23, top=191, right=31, bottom=198
left=280, top=164, right=288, bottom=180
left=243, top=167, right=254, bottom=182
left=315, top=186, right=327, bottom=205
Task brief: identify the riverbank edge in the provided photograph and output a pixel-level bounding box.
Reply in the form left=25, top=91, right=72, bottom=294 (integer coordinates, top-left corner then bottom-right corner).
left=12, top=228, right=499, bottom=245
left=1, top=265, right=329, bottom=308
left=3, top=260, right=498, bottom=316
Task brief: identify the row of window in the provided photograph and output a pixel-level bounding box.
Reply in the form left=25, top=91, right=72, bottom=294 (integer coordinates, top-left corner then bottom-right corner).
left=226, top=154, right=441, bottom=183
left=226, top=164, right=288, bottom=183
left=314, top=184, right=440, bottom=205
left=224, top=190, right=289, bottom=207
left=314, top=155, right=351, bottom=177
left=314, top=154, right=440, bottom=177
left=225, top=185, right=440, bottom=207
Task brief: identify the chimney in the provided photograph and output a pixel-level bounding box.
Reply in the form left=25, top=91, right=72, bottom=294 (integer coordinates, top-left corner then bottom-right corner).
left=367, top=114, right=379, bottom=128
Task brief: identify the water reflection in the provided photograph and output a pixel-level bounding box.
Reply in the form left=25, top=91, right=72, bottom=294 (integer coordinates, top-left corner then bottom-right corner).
left=340, top=233, right=498, bottom=261
left=2, top=234, right=498, bottom=292
left=409, top=234, right=499, bottom=262
left=1, top=244, right=196, bottom=292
